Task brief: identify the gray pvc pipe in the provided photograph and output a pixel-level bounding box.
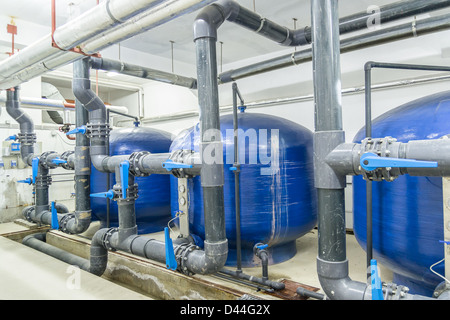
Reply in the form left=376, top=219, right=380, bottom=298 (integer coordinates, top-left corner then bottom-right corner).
left=22, top=230, right=108, bottom=276
left=5, top=87, right=35, bottom=165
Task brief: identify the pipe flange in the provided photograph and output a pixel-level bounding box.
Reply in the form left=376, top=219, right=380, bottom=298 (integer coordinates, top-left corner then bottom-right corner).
left=22, top=206, right=35, bottom=222
left=114, top=183, right=139, bottom=202
left=175, top=243, right=199, bottom=276
left=39, top=151, right=58, bottom=169
left=60, top=151, right=74, bottom=170
left=17, top=132, right=37, bottom=146
left=34, top=173, right=52, bottom=187
left=102, top=227, right=118, bottom=251
left=169, top=149, right=196, bottom=178
left=129, top=151, right=151, bottom=177
left=86, top=123, right=110, bottom=139
left=360, top=137, right=399, bottom=182
left=59, top=213, right=75, bottom=233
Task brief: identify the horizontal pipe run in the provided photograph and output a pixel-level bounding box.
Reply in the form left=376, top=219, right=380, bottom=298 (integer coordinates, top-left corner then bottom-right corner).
left=90, top=57, right=197, bottom=89
left=219, top=268, right=285, bottom=290
left=219, top=13, right=450, bottom=83
left=22, top=230, right=108, bottom=276
left=0, top=0, right=217, bottom=90
left=0, top=0, right=168, bottom=82
left=91, top=152, right=201, bottom=176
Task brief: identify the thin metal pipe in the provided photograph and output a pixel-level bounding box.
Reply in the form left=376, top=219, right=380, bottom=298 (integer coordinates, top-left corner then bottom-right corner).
left=232, top=82, right=242, bottom=273
left=365, top=67, right=373, bottom=277
left=363, top=60, right=450, bottom=278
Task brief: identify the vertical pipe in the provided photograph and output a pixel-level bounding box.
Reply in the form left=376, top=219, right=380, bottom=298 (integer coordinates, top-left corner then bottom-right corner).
left=364, top=66, right=373, bottom=277
left=74, top=98, right=91, bottom=216
left=195, top=36, right=227, bottom=246
left=312, top=0, right=346, bottom=263
left=232, top=82, right=242, bottom=273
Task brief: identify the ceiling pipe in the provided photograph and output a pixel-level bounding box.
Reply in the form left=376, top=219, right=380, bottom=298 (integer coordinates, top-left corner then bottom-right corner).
left=0, top=0, right=217, bottom=90
left=219, top=2, right=450, bottom=83
left=90, top=56, right=198, bottom=89
left=0, top=0, right=168, bottom=82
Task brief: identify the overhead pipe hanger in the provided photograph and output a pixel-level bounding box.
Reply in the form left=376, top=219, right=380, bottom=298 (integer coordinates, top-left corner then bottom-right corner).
left=50, top=0, right=101, bottom=58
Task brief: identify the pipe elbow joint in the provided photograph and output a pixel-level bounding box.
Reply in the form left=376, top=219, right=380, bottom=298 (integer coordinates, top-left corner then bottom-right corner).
left=317, top=257, right=369, bottom=300
left=185, top=240, right=228, bottom=275
left=193, top=0, right=238, bottom=41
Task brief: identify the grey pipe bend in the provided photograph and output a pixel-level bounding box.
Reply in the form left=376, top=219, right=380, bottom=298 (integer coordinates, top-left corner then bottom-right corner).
left=5, top=86, right=35, bottom=165
left=22, top=229, right=108, bottom=276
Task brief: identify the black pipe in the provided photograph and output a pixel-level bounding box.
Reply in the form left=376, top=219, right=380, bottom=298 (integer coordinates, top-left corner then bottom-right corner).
left=5, top=86, right=35, bottom=165
left=90, top=56, right=197, bottom=89
left=219, top=268, right=284, bottom=291
left=109, top=108, right=140, bottom=126
left=303, top=0, right=450, bottom=44
left=296, top=287, right=326, bottom=300
left=22, top=231, right=108, bottom=276
left=219, top=13, right=450, bottom=83
left=232, top=82, right=243, bottom=273
left=363, top=60, right=450, bottom=276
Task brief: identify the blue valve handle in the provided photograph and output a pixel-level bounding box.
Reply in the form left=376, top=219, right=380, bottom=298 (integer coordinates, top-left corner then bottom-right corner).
left=256, top=244, right=268, bottom=250
left=66, top=125, right=86, bottom=136
left=162, top=159, right=193, bottom=172
left=18, top=178, right=32, bottom=185
left=164, top=227, right=178, bottom=271
left=51, top=202, right=59, bottom=230
left=90, top=190, right=115, bottom=199
left=370, top=259, right=384, bottom=300
left=120, top=161, right=130, bottom=199
left=52, top=158, right=67, bottom=165
left=5, top=135, right=17, bottom=141
left=32, top=157, right=39, bottom=184
left=360, top=152, right=438, bottom=171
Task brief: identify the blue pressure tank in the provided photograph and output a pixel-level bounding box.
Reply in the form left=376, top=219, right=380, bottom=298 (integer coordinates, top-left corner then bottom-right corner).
left=353, top=91, right=450, bottom=297
left=170, top=112, right=317, bottom=267
left=91, top=126, right=173, bottom=234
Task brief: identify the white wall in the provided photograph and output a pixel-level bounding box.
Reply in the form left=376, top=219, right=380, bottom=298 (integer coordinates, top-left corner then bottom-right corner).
left=0, top=78, right=75, bottom=222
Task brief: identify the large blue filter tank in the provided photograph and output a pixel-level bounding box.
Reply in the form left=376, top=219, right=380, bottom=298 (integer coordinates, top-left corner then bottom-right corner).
left=91, top=126, right=173, bottom=234
left=353, top=91, right=450, bottom=296
left=170, top=112, right=317, bottom=267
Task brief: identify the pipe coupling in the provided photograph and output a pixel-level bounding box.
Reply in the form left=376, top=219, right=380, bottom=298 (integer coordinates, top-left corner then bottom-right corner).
left=359, top=137, right=401, bottom=182
left=59, top=213, right=75, bottom=233
left=175, top=242, right=201, bottom=276
left=17, top=132, right=36, bottom=146
left=129, top=151, right=151, bottom=177
left=101, top=227, right=119, bottom=251
left=86, top=122, right=110, bottom=139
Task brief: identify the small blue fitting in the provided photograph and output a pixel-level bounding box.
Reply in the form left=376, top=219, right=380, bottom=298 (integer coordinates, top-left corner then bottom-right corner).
left=238, top=105, right=246, bottom=113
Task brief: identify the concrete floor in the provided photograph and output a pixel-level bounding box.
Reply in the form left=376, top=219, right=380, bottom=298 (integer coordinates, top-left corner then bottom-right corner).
left=0, top=220, right=394, bottom=300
